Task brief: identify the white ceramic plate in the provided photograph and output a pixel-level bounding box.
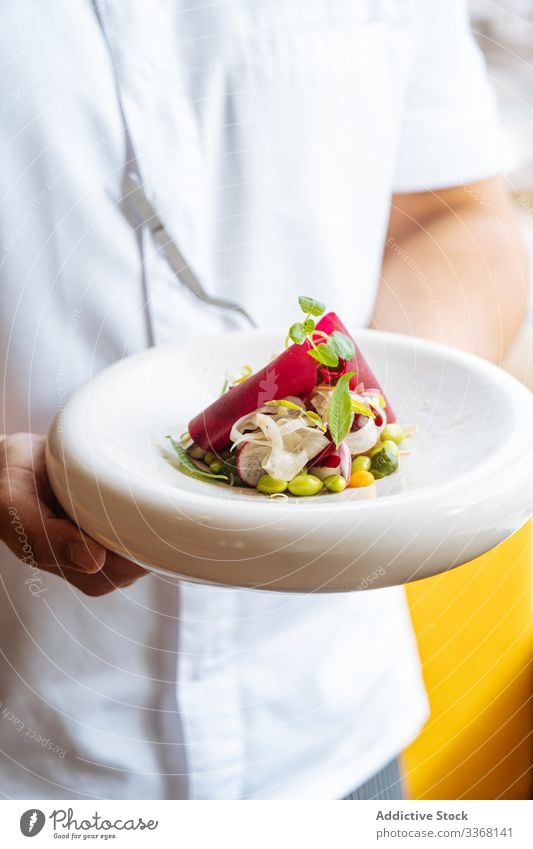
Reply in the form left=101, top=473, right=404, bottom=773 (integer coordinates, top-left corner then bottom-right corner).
left=46, top=329, right=533, bottom=592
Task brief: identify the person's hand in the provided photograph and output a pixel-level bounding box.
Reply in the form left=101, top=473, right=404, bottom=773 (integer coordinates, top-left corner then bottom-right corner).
left=0, top=433, right=147, bottom=596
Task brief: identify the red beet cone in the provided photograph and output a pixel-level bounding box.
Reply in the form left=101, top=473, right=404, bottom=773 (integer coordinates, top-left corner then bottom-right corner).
left=314, top=313, right=396, bottom=422
left=188, top=312, right=395, bottom=452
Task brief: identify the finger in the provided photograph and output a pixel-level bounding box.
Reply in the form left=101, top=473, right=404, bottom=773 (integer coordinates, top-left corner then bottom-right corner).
left=6, top=503, right=107, bottom=574
left=103, top=551, right=148, bottom=580
left=1, top=437, right=145, bottom=583
left=43, top=561, right=146, bottom=597
left=37, top=517, right=107, bottom=573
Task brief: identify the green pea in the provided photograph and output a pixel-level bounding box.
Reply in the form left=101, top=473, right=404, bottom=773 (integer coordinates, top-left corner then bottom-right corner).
left=209, top=460, right=223, bottom=474
left=352, top=455, right=371, bottom=473
left=324, top=474, right=347, bottom=493
left=288, top=474, right=323, bottom=497
left=380, top=424, right=405, bottom=445
left=256, top=475, right=288, bottom=495
left=204, top=451, right=216, bottom=466
left=370, top=447, right=399, bottom=479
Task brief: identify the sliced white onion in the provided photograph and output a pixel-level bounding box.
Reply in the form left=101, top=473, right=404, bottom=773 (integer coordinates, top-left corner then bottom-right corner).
left=308, top=387, right=334, bottom=420
left=344, top=417, right=378, bottom=454
left=230, top=408, right=329, bottom=481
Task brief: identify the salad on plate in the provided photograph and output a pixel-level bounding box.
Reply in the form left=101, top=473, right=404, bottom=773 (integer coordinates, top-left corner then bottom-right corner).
left=168, top=297, right=413, bottom=499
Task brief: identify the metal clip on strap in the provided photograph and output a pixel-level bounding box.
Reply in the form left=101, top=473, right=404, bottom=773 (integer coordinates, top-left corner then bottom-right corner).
left=123, top=173, right=257, bottom=329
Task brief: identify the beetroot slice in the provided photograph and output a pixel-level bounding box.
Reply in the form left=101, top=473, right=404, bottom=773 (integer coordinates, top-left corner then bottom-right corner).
left=188, top=341, right=318, bottom=453
left=314, top=313, right=396, bottom=423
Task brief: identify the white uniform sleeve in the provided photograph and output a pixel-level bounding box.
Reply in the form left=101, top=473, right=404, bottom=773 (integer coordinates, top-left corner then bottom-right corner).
left=392, top=0, right=502, bottom=193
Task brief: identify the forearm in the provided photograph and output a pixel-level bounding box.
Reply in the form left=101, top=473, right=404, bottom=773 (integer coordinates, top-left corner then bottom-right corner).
left=373, top=188, right=529, bottom=362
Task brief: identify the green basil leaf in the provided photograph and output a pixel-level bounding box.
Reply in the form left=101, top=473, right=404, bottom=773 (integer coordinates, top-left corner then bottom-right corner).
left=166, top=436, right=229, bottom=481
left=303, top=317, right=315, bottom=334
left=329, top=330, right=355, bottom=361
left=288, top=322, right=306, bottom=344
left=307, top=343, right=339, bottom=367
left=298, top=295, right=326, bottom=317
left=328, top=372, right=356, bottom=447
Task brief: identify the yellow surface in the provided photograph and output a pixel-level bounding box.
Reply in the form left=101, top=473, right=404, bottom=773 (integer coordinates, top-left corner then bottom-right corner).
left=404, top=522, right=533, bottom=800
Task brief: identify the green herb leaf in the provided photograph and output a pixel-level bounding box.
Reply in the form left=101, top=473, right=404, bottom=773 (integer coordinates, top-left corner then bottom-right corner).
left=328, top=372, right=355, bottom=447
left=219, top=378, right=229, bottom=396
left=288, top=322, right=306, bottom=344
left=166, top=436, right=229, bottom=481
left=305, top=410, right=327, bottom=431
left=329, top=330, right=355, bottom=361
left=265, top=399, right=303, bottom=411
left=307, top=343, right=339, bottom=368
left=303, top=317, right=315, bottom=334
left=350, top=399, right=375, bottom=418
left=298, top=295, right=326, bottom=317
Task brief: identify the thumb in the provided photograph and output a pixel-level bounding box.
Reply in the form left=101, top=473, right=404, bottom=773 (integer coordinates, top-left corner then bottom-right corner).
left=36, top=517, right=107, bottom=573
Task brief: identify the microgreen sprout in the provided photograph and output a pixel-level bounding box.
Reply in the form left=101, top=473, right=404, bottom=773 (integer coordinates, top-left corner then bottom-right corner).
left=286, top=295, right=356, bottom=370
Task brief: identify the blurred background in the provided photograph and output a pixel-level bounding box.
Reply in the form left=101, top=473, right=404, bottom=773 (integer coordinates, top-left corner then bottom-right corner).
left=471, top=0, right=533, bottom=385
left=402, top=0, right=533, bottom=801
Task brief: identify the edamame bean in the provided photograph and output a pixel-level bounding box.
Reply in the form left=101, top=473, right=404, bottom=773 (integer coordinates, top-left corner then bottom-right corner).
left=209, top=460, right=223, bottom=473
left=256, top=475, right=288, bottom=495
left=380, top=424, right=405, bottom=445
left=352, top=455, right=371, bottom=473
left=324, top=474, right=347, bottom=493
left=288, top=474, right=323, bottom=497
left=204, top=451, right=216, bottom=466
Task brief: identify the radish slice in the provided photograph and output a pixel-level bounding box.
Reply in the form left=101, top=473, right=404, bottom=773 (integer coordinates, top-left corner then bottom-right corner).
left=236, top=443, right=269, bottom=487
left=338, top=441, right=352, bottom=481
left=310, top=442, right=337, bottom=467
left=309, top=441, right=350, bottom=481
left=310, top=454, right=341, bottom=480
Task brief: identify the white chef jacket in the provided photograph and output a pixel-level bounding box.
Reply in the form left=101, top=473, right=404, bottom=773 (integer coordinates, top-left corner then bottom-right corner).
left=0, top=0, right=500, bottom=799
